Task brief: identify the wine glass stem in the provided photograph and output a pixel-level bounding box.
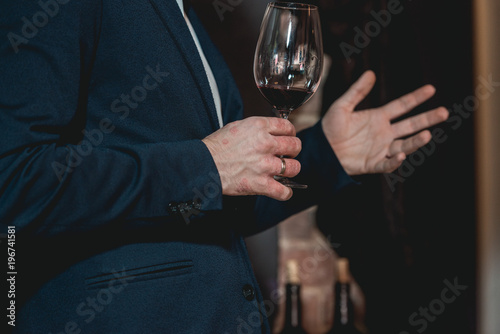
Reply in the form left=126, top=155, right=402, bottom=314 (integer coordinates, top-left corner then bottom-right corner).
left=278, top=109, right=291, bottom=120
left=278, top=109, right=291, bottom=160
left=274, top=108, right=308, bottom=189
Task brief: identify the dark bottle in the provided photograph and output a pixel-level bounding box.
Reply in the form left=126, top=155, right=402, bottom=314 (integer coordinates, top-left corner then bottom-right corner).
left=280, top=260, right=307, bottom=334
left=329, top=258, right=362, bottom=334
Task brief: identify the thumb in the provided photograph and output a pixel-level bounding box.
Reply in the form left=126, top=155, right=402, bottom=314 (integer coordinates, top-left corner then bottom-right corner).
left=333, top=70, right=377, bottom=112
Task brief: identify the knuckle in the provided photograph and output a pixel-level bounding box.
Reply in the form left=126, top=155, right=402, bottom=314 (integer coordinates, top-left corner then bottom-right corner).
left=261, top=155, right=276, bottom=173
left=265, top=178, right=292, bottom=201
left=265, top=178, right=279, bottom=198
left=271, top=184, right=288, bottom=201
left=256, top=176, right=269, bottom=190
left=253, top=117, right=267, bottom=128
left=255, top=132, right=272, bottom=152
left=228, top=120, right=241, bottom=131
left=281, top=119, right=295, bottom=134
left=279, top=137, right=301, bottom=157
left=271, top=117, right=295, bottom=134
left=293, top=137, right=302, bottom=153
left=272, top=137, right=285, bottom=155
left=289, top=160, right=301, bottom=176
left=264, top=176, right=275, bottom=189
left=235, top=177, right=253, bottom=195
left=403, top=95, right=413, bottom=108
left=287, top=121, right=296, bottom=136
left=269, top=117, right=281, bottom=129
left=261, top=136, right=274, bottom=152
left=272, top=158, right=281, bottom=175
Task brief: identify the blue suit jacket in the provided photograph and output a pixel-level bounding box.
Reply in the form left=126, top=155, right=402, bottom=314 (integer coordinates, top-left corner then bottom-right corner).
left=0, top=1, right=354, bottom=333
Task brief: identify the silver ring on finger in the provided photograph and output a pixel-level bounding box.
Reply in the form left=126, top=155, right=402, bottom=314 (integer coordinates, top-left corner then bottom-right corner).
left=279, top=158, right=286, bottom=175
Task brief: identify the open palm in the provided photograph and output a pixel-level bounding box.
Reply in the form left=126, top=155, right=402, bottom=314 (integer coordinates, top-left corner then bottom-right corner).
left=322, top=71, right=449, bottom=175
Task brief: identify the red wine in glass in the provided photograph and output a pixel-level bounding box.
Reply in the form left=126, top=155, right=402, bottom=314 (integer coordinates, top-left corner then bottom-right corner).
left=257, top=85, right=314, bottom=115
left=254, top=2, right=323, bottom=189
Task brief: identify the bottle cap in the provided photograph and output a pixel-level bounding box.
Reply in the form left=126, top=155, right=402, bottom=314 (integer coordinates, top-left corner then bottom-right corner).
left=337, top=258, right=350, bottom=284
left=285, top=259, right=300, bottom=284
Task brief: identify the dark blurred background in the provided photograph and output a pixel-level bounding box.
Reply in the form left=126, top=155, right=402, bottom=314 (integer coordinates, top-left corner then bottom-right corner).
left=191, top=0, right=477, bottom=333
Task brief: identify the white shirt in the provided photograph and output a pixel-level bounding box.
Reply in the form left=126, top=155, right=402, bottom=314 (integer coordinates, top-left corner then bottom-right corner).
left=176, top=0, right=223, bottom=128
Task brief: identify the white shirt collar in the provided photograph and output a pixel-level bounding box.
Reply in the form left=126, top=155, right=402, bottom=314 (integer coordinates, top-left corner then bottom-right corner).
left=176, top=0, right=183, bottom=13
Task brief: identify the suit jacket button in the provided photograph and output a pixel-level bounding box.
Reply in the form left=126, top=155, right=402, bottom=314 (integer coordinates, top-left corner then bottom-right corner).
left=242, top=284, right=255, bottom=301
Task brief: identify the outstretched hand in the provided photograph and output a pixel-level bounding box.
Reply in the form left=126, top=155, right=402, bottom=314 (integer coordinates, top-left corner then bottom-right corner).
left=322, top=71, right=449, bottom=175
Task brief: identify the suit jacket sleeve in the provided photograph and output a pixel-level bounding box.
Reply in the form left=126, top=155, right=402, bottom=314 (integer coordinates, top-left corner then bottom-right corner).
left=0, top=1, right=223, bottom=236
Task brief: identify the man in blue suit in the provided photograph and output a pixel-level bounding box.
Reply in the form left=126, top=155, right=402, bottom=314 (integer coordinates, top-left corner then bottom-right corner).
left=0, top=0, right=447, bottom=333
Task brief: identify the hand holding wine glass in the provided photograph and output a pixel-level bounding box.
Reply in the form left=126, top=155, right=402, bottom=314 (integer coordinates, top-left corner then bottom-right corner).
left=202, top=117, right=302, bottom=201
left=254, top=2, right=323, bottom=189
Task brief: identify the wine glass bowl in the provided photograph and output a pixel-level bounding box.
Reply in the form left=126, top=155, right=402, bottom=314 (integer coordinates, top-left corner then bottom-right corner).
left=254, top=2, right=323, bottom=188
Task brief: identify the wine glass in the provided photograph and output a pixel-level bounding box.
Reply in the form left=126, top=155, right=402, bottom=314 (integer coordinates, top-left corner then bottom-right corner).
left=254, top=2, right=323, bottom=189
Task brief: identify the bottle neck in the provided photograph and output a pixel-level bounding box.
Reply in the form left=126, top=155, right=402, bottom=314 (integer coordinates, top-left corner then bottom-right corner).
left=283, top=283, right=304, bottom=331
left=333, top=282, right=355, bottom=329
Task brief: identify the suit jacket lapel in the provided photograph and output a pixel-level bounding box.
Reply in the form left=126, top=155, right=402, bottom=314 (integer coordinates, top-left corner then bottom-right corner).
left=186, top=8, right=245, bottom=125
left=148, top=0, right=220, bottom=131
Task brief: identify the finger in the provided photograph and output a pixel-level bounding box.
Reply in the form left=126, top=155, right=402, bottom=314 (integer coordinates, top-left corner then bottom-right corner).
left=266, top=117, right=296, bottom=136
left=333, top=70, right=376, bottom=111
left=271, top=157, right=301, bottom=178
left=264, top=177, right=293, bottom=201
left=391, top=107, right=449, bottom=138
left=382, top=85, right=436, bottom=120
left=388, top=130, right=432, bottom=157
left=375, top=152, right=406, bottom=173
left=387, top=135, right=429, bottom=157
left=273, top=136, right=302, bottom=158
